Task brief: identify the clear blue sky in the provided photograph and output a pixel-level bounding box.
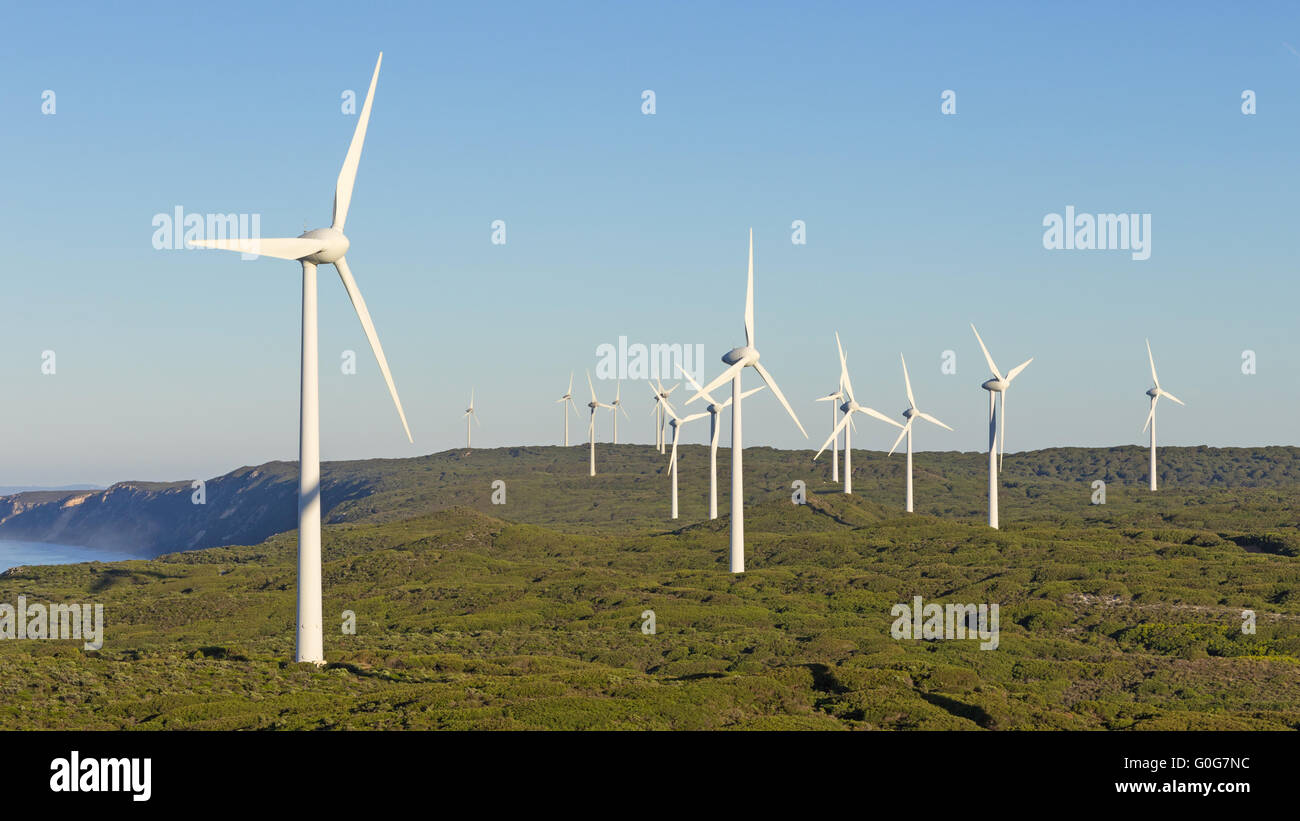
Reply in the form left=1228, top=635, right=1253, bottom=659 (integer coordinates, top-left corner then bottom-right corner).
left=1, top=1, right=1297, bottom=485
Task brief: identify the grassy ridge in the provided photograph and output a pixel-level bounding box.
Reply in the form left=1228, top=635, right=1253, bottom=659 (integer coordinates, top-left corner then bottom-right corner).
left=0, top=445, right=1297, bottom=729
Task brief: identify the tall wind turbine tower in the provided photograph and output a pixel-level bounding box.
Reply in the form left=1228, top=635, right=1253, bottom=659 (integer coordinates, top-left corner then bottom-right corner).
left=188, top=53, right=410, bottom=665
left=556, top=372, right=578, bottom=446
left=1143, top=339, right=1185, bottom=491
left=815, top=378, right=844, bottom=483
left=886, top=354, right=952, bottom=512
left=971, top=324, right=1032, bottom=529
left=656, top=385, right=709, bottom=520
left=464, top=389, right=480, bottom=449
left=686, top=230, right=807, bottom=573
left=609, top=380, right=631, bottom=443
left=586, top=370, right=613, bottom=476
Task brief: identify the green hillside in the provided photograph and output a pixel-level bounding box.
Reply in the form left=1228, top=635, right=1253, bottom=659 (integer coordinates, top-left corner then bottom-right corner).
left=1, top=445, right=1297, bottom=730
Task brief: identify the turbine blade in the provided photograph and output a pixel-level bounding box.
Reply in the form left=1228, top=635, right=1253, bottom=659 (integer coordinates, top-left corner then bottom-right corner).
left=568, top=372, right=574, bottom=395
left=333, top=53, right=382, bottom=230
left=678, top=365, right=717, bottom=407
left=668, top=432, right=679, bottom=475
left=587, top=370, right=597, bottom=403
left=1006, top=358, right=1033, bottom=383
left=188, top=237, right=324, bottom=261
left=752, top=361, right=807, bottom=438
left=1159, top=389, right=1185, bottom=406
left=887, top=419, right=913, bottom=456
left=814, top=411, right=854, bottom=459
left=999, top=391, right=1006, bottom=471
left=620, top=404, right=631, bottom=419
left=686, top=361, right=745, bottom=405
left=835, top=332, right=856, bottom=404
left=1146, top=338, right=1160, bottom=389
left=901, top=353, right=916, bottom=408
left=970, top=324, right=1003, bottom=381
left=1142, top=396, right=1158, bottom=432
left=683, top=411, right=710, bottom=423
left=918, top=411, right=953, bottom=431
left=744, top=228, right=755, bottom=347
left=740, top=386, right=765, bottom=400
left=858, top=406, right=905, bottom=429
left=333, top=256, right=411, bottom=442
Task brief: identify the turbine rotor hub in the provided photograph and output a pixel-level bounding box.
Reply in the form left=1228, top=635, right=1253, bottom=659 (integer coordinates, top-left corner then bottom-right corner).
left=299, top=227, right=349, bottom=264
left=1146, top=387, right=1159, bottom=397
left=722, top=346, right=757, bottom=365
left=982, top=378, right=1005, bottom=392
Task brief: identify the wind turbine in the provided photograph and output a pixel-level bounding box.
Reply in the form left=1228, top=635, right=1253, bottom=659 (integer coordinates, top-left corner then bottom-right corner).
left=585, top=370, right=613, bottom=476
left=187, top=53, right=409, bottom=665
left=1143, top=339, right=1185, bottom=491
left=680, top=366, right=763, bottom=520
left=686, top=229, right=807, bottom=573
left=464, top=389, right=480, bottom=449
left=651, top=379, right=679, bottom=453
left=556, top=372, right=578, bottom=446
left=813, top=332, right=901, bottom=494
left=971, top=324, right=1032, bottom=529
left=815, top=378, right=844, bottom=483
left=655, top=383, right=710, bottom=519
left=885, top=354, right=953, bottom=512
left=609, top=380, right=631, bottom=443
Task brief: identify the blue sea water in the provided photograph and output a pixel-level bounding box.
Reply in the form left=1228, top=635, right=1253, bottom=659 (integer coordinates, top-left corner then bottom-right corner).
left=0, top=541, right=140, bottom=573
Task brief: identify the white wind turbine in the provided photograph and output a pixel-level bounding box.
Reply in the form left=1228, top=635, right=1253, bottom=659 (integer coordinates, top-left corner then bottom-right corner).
left=585, top=370, right=613, bottom=476
left=813, top=332, right=901, bottom=494
left=650, top=379, right=679, bottom=453
left=680, top=367, right=763, bottom=520
left=885, top=354, right=953, bottom=512
left=609, top=380, right=631, bottom=443
left=187, top=53, right=409, bottom=665
left=815, top=378, right=844, bottom=483
left=464, top=389, right=480, bottom=449
left=556, top=372, right=578, bottom=446
left=1143, top=339, right=1185, bottom=491
left=654, top=383, right=710, bottom=520
left=686, top=229, right=807, bottom=573
left=971, top=324, right=1032, bottom=529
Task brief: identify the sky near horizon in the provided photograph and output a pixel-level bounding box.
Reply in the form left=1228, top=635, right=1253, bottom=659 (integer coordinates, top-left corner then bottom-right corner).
left=1, top=1, right=1297, bottom=486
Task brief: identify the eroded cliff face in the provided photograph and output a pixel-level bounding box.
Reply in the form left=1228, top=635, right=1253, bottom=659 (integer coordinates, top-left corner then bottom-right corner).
left=0, top=462, right=375, bottom=558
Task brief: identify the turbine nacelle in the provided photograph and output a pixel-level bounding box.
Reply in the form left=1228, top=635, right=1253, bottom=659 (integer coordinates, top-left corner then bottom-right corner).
left=298, top=227, right=349, bottom=264
left=981, top=378, right=1006, bottom=392
left=1146, top=387, right=1159, bottom=398
left=902, top=407, right=916, bottom=419
left=722, top=346, right=758, bottom=366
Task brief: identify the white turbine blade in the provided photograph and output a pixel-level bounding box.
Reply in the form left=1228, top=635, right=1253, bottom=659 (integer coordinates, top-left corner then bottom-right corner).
left=901, top=353, right=916, bottom=408
left=887, top=419, right=913, bottom=457
left=1146, top=338, right=1160, bottom=389
left=682, top=411, right=710, bottom=423
left=333, top=53, right=382, bottom=230
left=686, top=361, right=745, bottom=405
left=815, top=393, right=838, bottom=402
left=918, top=411, right=953, bottom=431
left=187, top=236, right=324, bottom=261
left=668, top=430, right=680, bottom=475
left=333, top=256, right=411, bottom=442
left=1005, top=358, right=1033, bottom=384
left=473, top=410, right=481, bottom=426
left=620, top=403, right=631, bottom=419
left=1158, top=389, right=1184, bottom=406
left=739, top=386, right=765, bottom=401
left=970, top=324, right=1003, bottom=381
left=835, top=332, right=856, bottom=404
left=814, top=412, right=854, bottom=459
left=858, top=405, right=905, bottom=429
left=678, top=365, right=718, bottom=407
left=587, top=370, right=598, bottom=403
left=744, top=228, right=755, bottom=347
left=1142, top=397, right=1157, bottom=433
left=568, top=371, right=574, bottom=396
left=666, top=382, right=680, bottom=396
left=752, top=361, right=807, bottom=437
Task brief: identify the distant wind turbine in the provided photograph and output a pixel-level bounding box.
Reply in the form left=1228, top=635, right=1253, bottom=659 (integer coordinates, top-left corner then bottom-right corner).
left=686, top=230, right=807, bottom=573
left=187, top=53, right=409, bottom=665
left=680, top=366, right=762, bottom=520
left=885, top=354, right=952, bottom=512
left=815, top=378, right=844, bottom=483
left=971, top=324, right=1032, bottom=529
left=609, top=380, right=631, bottom=443
left=1143, top=339, right=1185, bottom=491
left=813, top=332, right=901, bottom=494
left=651, top=379, right=679, bottom=453
left=556, top=372, right=578, bottom=446
left=464, top=389, right=480, bottom=449
left=586, top=370, right=613, bottom=476
left=655, top=383, right=710, bottom=519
